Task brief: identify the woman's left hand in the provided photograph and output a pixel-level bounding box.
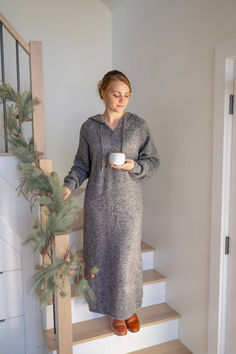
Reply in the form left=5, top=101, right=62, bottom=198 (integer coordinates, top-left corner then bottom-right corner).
left=111, top=158, right=135, bottom=171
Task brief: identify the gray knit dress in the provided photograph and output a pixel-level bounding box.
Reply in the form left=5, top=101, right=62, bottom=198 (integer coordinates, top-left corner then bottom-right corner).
left=63, top=111, right=160, bottom=320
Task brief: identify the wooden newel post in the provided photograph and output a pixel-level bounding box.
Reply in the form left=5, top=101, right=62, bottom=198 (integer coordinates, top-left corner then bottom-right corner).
left=29, top=40, right=46, bottom=158
left=54, top=232, right=73, bottom=354
left=39, top=158, right=53, bottom=266
left=39, top=159, right=73, bottom=352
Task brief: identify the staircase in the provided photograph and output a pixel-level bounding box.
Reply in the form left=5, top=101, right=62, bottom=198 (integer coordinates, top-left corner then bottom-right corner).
left=0, top=11, right=193, bottom=354
left=42, top=238, right=192, bottom=353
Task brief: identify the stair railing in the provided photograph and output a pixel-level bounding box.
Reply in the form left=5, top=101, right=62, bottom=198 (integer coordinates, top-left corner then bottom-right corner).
left=0, top=12, right=46, bottom=156
left=0, top=12, right=73, bottom=354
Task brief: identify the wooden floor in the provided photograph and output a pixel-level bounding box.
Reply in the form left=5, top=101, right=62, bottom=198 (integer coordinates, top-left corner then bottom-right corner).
left=43, top=302, right=181, bottom=352
left=127, top=339, right=193, bottom=353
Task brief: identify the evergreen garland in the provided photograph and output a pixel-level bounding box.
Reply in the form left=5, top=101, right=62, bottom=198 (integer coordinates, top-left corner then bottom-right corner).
left=0, top=82, right=99, bottom=306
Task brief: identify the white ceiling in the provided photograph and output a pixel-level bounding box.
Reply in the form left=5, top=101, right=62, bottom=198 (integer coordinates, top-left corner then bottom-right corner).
left=100, top=0, right=123, bottom=10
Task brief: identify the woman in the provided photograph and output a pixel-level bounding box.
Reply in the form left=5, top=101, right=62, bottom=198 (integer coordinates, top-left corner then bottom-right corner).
left=63, top=70, right=160, bottom=336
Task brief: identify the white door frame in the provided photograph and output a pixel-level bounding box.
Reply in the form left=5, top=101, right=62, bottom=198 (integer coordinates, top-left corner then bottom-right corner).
left=208, top=38, right=236, bottom=354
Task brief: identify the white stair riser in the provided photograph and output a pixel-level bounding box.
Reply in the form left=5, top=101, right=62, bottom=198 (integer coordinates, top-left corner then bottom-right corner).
left=48, top=319, right=179, bottom=354
left=143, top=281, right=166, bottom=307
left=142, top=251, right=154, bottom=270
left=42, top=281, right=166, bottom=329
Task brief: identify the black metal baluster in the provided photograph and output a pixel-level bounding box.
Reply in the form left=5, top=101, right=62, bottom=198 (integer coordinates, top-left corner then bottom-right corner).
left=53, top=292, right=56, bottom=335
left=51, top=247, right=57, bottom=334
left=0, top=21, right=8, bottom=152
left=16, top=40, right=20, bottom=92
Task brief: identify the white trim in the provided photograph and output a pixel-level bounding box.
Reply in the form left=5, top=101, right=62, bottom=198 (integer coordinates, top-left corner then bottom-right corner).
left=208, top=38, right=236, bottom=354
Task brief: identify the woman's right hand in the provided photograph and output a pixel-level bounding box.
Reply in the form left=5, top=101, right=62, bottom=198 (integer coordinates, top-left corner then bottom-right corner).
left=63, top=186, right=71, bottom=200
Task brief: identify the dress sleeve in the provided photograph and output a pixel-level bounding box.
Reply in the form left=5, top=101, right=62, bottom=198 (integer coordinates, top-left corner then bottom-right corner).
left=63, top=123, right=91, bottom=191
left=128, top=121, right=160, bottom=181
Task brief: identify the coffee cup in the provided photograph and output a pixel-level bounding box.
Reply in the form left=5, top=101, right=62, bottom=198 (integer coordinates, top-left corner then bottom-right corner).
left=109, top=152, right=126, bottom=165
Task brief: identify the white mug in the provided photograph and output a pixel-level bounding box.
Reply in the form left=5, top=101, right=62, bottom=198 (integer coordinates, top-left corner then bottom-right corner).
left=109, top=152, right=126, bottom=165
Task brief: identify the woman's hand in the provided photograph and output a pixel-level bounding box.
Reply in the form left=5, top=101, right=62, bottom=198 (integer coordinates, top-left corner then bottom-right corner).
left=63, top=186, right=71, bottom=200
left=111, top=158, right=135, bottom=171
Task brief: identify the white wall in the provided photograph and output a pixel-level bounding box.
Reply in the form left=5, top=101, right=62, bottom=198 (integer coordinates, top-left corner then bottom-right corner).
left=0, top=0, right=112, bottom=181
left=112, top=0, right=236, bottom=353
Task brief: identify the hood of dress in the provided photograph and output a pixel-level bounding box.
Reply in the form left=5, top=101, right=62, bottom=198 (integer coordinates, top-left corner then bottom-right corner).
left=89, top=113, right=128, bottom=173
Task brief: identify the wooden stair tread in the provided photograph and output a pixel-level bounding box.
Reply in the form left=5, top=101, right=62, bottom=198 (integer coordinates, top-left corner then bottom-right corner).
left=74, top=241, right=154, bottom=256
left=143, top=269, right=167, bottom=284
left=71, top=268, right=166, bottom=299
left=70, top=187, right=86, bottom=198
left=0, top=152, right=14, bottom=156
left=127, top=339, right=192, bottom=353
left=43, top=302, right=181, bottom=351
left=141, top=240, right=155, bottom=252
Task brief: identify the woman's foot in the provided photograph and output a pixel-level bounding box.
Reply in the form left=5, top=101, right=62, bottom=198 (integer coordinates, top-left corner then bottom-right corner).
left=110, top=317, right=128, bottom=336
left=125, top=313, right=140, bottom=332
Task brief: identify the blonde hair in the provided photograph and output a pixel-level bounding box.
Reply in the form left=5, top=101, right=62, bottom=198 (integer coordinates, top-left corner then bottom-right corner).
left=97, top=70, right=132, bottom=100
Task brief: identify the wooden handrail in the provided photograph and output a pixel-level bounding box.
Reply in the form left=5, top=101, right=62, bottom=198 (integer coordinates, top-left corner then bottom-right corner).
left=30, top=41, right=46, bottom=157
left=0, top=12, right=30, bottom=54
left=40, top=158, right=73, bottom=354
left=54, top=233, right=73, bottom=353
left=39, top=158, right=53, bottom=265
left=0, top=12, right=46, bottom=157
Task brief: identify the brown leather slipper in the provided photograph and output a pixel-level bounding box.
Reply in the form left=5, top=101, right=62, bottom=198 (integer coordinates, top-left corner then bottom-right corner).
left=125, top=313, right=140, bottom=332
left=110, top=317, right=128, bottom=336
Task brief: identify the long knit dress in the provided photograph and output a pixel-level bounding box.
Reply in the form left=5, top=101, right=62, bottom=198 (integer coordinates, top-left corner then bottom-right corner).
left=63, top=111, right=160, bottom=320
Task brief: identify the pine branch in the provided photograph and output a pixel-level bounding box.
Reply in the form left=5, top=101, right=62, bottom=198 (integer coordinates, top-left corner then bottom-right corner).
left=0, top=82, right=100, bottom=306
